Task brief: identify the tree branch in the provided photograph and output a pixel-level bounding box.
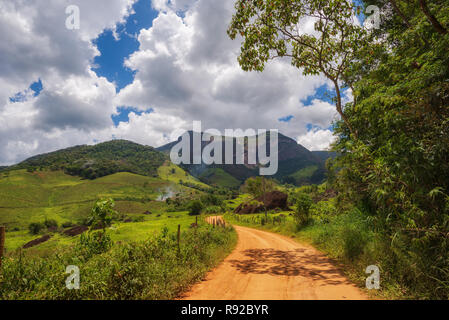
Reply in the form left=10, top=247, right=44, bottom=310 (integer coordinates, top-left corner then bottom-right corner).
left=389, top=0, right=412, bottom=29
left=419, top=0, right=448, bottom=34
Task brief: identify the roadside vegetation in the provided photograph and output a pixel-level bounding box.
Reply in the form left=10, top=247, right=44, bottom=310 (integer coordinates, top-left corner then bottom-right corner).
left=226, top=0, right=449, bottom=300
left=226, top=180, right=448, bottom=299
left=0, top=198, right=237, bottom=299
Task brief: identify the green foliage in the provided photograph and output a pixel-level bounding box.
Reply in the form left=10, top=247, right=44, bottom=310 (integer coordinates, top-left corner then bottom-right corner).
left=293, top=192, right=312, bottom=228
left=187, top=200, right=203, bottom=216
left=241, top=177, right=276, bottom=198
left=0, top=224, right=237, bottom=300
left=200, top=194, right=223, bottom=206
left=228, top=0, right=372, bottom=135
left=326, top=0, right=449, bottom=298
left=341, top=227, right=368, bottom=262
left=76, top=231, right=113, bottom=259
left=28, top=222, right=44, bottom=235
left=310, top=199, right=337, bottom=224
left=229, top=0, right=449, bottom=298
left=10, top=140, right=166, bottom=180
left=43, top=219, right=58, bottom=229
left=88, top=198, right=117, bottom=231
left=202, top=205, right=223, bottom=214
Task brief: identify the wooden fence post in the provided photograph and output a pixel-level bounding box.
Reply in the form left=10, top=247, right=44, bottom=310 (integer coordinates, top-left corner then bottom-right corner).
left=0, top=226, right=5, bottom=268
left=177, top=224, right=181, bottom=253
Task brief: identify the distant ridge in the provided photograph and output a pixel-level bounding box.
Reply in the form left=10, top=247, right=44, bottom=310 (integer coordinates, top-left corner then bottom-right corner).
left=157, top=131, right=333, bottom=186
left=2, top=133, right=335, bottom=187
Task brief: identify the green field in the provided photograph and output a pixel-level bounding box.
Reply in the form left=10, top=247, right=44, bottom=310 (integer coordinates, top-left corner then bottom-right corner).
left=0, top=169, right=206, bottom=253
left=198, top=168, right=241, bottom=188
left=288, top=165, right=318, bottom=184
left=157, top=161, right=210, bottom=188
left=0, top=168, right=239, bottom=300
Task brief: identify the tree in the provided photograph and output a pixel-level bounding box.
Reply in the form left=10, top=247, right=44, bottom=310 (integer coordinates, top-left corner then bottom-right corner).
left=188, top=200, right=203, bottom=216
left=28, top=222, right=45, bottom=235
left=241, top=176, right=276, bottom=198
left=328, top=0, right=449, bottom=298
left=228, top=0, right=372, bottom=138
left=293, top=192, right=312, bottom=227
left=89, top=198, right=117, bottom=233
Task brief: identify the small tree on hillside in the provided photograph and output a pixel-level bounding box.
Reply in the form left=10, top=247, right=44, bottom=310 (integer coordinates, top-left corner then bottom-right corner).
left=188, top=200, right=203, bottom=216
left=89, top=198, right=117, bottom=233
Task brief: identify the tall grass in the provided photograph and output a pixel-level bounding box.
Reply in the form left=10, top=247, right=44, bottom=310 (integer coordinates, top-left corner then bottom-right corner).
left=0, top=224, right=236, bottom=299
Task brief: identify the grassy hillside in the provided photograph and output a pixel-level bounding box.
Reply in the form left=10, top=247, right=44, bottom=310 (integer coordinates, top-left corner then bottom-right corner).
left=157, top=161, right=210, bottom=188
left=1, top=220, right=237, bottom=300
left=0, top=169, right=203, bottom=242
left=287, top=165, right=319, bottom=185
left=4, top=140, right=167, bottom=180
left=0, top=168, right=238, bottom=300
left=198, top=168, right=241, bottom=188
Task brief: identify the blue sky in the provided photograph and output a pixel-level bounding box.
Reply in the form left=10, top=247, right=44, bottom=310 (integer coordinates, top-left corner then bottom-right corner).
left=9, top=79, right=43, bottom=103
left=92, top=0, right=158, bottom=92
left=91, top=0, right=159, bottom=126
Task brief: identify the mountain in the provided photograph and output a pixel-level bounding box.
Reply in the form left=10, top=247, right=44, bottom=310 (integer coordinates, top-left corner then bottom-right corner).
left=2, top=134, right=335, bottom=187
left=6, top=140, right=167, bottom=180
left=311, top=151, right=337, bottom=162
left=157, top=131, right=332, bottom=187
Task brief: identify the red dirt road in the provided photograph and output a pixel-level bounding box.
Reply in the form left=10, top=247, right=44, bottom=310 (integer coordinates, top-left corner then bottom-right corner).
left=182, top=217, right=367, bottom=300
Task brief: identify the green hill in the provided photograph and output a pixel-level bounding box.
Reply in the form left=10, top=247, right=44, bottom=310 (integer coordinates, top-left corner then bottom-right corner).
left=5, top=140, right=167, bottom=180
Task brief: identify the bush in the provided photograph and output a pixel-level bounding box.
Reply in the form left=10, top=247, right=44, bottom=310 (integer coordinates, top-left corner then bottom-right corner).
left=200, top=194, right=222, bottom=206
left=342, top=227, right=367, bottom=261
left=76, top=231, right=113, bottom=259
left=188, top=200, right=203, bottom=215
left=293, top=192, right=312, bottom=229
left=28, top=222, right=45, bottom=235
left=44, top=219, right=58, bottom=229
left=310, top=199, right=337, bottom=224
left=88, top=198, right=117, bottom=231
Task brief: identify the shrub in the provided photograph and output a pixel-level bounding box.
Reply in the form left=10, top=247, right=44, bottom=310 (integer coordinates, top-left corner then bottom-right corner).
left=44, top=219, right=58, bottom=229
left=188, top=200, right=203, bottom=215
left=310, top=199, right=337, bottom=224
left=293, top=192, right=312, bottom=228
left=200, top=194, right=222, bottom=206
left=76, top=231, right=113, bottom=259
left=28, top=222, right=45, bottom=235
left=342, top=227, right=367, bottom=261
left=88, top=198, right=117, bottom=232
